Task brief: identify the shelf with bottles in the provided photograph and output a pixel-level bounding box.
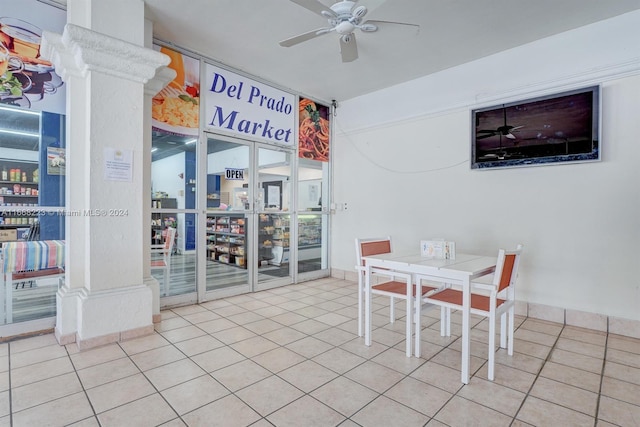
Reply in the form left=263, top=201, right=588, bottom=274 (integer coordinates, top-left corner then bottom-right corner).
left=206, top=214, right=246, bottom=268
left=0, top=214, right=38, bottom=228
left=1, top=160, right=40, bottom=201
left=1, top=161, right=39, bottom=184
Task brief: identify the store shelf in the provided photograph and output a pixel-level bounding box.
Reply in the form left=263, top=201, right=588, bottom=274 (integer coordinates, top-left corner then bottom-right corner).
left=151, top=197, right=177, bottom=250
left=299, top=215, right=321, bottom=247
left=0, top=160, right=40, bottom=236
left=207, top=214, right=246, bottom=268
left=260, top=213, right=291, bottom=266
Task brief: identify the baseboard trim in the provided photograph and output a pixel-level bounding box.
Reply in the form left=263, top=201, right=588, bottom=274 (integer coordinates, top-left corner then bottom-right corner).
left=59, top=324, right=155, bottom=350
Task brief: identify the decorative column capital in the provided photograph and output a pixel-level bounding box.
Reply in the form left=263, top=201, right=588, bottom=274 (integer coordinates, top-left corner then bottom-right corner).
left=41, top=23, right=170, bottom=83
left=145, top=66, right=176, bottom=97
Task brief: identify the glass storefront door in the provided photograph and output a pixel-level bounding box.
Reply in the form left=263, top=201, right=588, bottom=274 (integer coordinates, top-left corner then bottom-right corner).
left=255, top=144, right=293, bottom=290
left=151, top=131, right=198, bottom=306
left=297, top=158, right=330, bottom=279
left=203, top=136, right=251, bottom=298
left=202, top=136, right=295, bottom=296
left=155, top=132, right=327, bottom=303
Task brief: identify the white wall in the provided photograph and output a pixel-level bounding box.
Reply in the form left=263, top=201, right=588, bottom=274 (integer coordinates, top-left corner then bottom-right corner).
left=151, top=152, right=186, bottom=251
left=332, top=11, right=640, bottom=321
left=151, top=152, right=185, bottom=207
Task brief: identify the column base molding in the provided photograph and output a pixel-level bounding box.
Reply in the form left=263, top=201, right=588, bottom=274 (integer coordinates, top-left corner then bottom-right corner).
left=55, top=283, right=154, bottom=350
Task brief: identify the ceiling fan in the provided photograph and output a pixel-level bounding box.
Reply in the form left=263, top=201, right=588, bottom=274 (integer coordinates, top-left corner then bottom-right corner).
left=280, top=0, right=419, bottom=62
left=476, top=107, right=524, bottom=140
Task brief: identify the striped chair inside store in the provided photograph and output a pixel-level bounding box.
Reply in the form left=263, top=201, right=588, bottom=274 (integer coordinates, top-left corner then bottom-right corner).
left=1, top=240, right=65, bottom=323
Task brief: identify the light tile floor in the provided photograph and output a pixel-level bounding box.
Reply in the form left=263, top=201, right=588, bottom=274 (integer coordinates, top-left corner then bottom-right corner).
left=1, top=277, right=639, bottom=426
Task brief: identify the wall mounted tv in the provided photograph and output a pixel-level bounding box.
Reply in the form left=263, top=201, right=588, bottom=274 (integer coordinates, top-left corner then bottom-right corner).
left=471, top=85, right=600, bottom=169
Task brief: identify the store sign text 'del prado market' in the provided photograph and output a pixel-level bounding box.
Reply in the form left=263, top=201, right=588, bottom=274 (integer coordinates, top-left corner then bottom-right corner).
left=204, top=64, right=295, bottom=145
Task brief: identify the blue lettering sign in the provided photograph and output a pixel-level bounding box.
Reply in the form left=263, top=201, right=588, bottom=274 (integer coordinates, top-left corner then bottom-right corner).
left=209, top=73, right=243, bottom=100
left=247, top=86, right=293, bottom=115
left=209, top=106, right=292, bottom=143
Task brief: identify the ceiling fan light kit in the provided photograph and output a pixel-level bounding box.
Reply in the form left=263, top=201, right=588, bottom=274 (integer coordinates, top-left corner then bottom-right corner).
left=281, top=0, right=418, bottom=62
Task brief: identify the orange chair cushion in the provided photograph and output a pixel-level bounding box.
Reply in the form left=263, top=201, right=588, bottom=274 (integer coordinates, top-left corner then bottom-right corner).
left=427, top=288, right=505, bottom=312
left=498, top=254, right=516, bottom=292
left=361, top=240, right=391, bottom=257
left=150, top=260, right=168, bottom=268
left=11, top=267, right=65, bottom=280
left=373, top=281, right=438, bottom=297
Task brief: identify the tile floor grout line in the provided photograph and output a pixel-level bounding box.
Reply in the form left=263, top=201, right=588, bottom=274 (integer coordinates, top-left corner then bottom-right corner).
left=7, top=341, right=13, bottom=427
left=593, top=331, right=609, bottom=427
left=510, top=321, right=569, bottom=426
left=5, top=279, right=639, bottom=426
left=63, top=343, right=103, bottom=426
left=419, top=316, right=524, bottom=425
left=169, top=301, right=356, bottom=425
left=116, top=337, right=206, bottom=426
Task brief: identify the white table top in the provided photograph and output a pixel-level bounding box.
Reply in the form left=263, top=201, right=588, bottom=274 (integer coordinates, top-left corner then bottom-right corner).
left=362, top=252, right=495, bottom=278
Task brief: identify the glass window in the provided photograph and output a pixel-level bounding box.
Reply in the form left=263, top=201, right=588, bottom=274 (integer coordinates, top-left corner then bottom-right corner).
left=297, top=158, right=329, bottom=273
left=151, top=131, right=198, bottom=297
left=0, top=105, right=65, bottom=325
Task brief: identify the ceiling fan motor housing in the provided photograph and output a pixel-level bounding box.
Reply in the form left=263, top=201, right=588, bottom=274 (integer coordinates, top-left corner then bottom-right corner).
left=335, top=21, right=356, bottom=35
left=327, top=0, right=368, bottom=32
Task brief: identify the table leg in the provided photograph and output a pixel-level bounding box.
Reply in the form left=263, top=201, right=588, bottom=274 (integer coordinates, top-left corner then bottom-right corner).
left=405, top=277, right=411, bottom=357
left=461, top=276, right=471, bottom=384
left=364, top=263, right=372, bottom=347
left=415, top=278, right=421, bottom=357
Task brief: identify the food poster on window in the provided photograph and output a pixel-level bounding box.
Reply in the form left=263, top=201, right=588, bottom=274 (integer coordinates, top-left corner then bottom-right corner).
left=298, top=98, right=330, bottom=162
left=204, top=63, right=295, bottom=145
left=0, top=0, right=66, bottom=114
left=152, top=45, right=200, bottom=136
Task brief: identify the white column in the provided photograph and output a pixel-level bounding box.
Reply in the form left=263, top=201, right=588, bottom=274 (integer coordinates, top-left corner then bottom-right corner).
left=41, top=1, right=171, bottom=349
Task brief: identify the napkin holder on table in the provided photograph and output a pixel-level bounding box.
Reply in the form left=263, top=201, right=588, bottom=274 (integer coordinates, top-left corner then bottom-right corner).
left=420, top=239, right=455, bottom=259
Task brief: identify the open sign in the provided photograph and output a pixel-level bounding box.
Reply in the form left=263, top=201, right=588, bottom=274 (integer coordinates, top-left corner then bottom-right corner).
left=225, top=168, right=244, bottom=180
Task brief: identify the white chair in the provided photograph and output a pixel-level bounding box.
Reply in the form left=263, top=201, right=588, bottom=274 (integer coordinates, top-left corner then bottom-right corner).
left=355, top=237, right=440, bottom=357
left=420, top=245, right=523, bottom=380
left=151, top=227, right=176, bottom=296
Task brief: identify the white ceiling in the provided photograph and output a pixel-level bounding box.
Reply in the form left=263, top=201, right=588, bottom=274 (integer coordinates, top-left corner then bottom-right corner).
left=143, top=0, right=640, bottom=104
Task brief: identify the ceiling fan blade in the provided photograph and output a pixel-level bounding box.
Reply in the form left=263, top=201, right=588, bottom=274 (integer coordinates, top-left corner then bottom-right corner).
left=340, top=33, right=358, bottom=62
left=363, top=19, right=420, bottom=33
left=279, top=28, right=331, bottom=47
left=289, top=0, right=336, bottom=18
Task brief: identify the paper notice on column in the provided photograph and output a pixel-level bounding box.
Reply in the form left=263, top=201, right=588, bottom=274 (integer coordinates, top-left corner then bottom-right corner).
left=104, top=148, right=133, bottom=182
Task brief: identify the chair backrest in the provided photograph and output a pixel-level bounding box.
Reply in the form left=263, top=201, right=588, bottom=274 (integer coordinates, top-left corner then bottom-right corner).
left=164, top=227, right=176, bottom=256
left=26, top=220, right=40, bottom=241
left=355, top=236, right=392, bottom=266
left=494, top=244, right=523, bottom=293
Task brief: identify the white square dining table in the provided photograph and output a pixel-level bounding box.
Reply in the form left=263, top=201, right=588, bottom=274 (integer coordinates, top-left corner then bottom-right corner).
left=362, top=252, right=496, bottom=384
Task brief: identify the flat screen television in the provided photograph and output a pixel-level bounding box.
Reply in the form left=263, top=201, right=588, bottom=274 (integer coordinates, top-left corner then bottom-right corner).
left=471, top=85, right=600, bottom=169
